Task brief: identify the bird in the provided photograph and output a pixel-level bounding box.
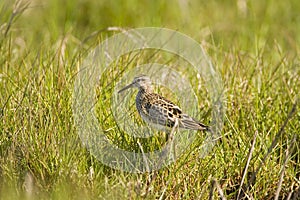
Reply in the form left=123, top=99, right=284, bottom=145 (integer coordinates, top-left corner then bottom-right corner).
left=118, top=75, right=210, bottom=138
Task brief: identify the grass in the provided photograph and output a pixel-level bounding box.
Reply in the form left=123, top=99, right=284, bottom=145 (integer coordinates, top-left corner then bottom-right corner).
left=1, top=0, right=299, bottom=199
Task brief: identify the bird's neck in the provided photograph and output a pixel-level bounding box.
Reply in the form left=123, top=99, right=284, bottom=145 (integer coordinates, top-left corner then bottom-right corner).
left=139, top=86, right=153, bottom=94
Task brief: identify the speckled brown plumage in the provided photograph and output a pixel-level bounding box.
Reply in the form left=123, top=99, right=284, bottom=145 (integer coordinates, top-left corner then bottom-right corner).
left=118, top=75, right=210, bottom=131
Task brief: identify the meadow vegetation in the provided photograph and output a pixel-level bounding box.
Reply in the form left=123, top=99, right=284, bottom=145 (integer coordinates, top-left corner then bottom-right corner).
left=0, top=0, right=299, bottom=199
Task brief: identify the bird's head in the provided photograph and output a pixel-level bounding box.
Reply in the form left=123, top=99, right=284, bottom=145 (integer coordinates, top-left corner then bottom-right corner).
left=118, top=75, right=153, bottom=93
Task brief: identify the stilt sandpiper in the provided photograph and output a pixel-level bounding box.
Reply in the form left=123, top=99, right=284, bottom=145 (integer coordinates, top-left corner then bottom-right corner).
left=118, top=75, right=210, bottom=136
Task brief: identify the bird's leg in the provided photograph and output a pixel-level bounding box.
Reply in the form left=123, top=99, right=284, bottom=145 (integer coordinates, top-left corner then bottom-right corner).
left=168, top=119, right=178, bottom=142
left=166, top=118, right=179, bottom=161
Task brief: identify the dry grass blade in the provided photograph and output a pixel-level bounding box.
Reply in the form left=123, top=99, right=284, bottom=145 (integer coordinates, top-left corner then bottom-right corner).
left=212, top=178, right=227, bottom=200
left=274, top=135, right=297, bottom=200
left=247, top=99, right=298, bottom=191
left=4, top=0, right=31, bottom=37
left=237, top=130, right=258, bottom=199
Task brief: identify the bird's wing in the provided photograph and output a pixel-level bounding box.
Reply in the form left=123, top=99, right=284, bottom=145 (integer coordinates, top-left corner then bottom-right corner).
left=145, top=94, right=181, bottom=128
left=147, top=103, right=176, bottom=128
left=144, top=93, right=209, bottom=131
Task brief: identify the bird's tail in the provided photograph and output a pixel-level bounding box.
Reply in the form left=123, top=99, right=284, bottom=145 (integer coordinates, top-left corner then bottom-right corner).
left=180, top=114, right=210, bottom=131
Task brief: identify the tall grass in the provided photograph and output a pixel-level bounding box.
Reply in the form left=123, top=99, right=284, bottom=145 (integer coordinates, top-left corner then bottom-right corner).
left=0, top=0, right=299, bottom=199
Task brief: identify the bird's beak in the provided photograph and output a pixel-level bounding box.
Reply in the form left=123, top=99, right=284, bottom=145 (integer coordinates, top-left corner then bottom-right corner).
left=118, top=82, right=134, bottom=93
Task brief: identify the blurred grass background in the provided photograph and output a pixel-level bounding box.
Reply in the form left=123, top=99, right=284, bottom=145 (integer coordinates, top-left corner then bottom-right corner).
left=0, top=0, right=299, bottom=199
